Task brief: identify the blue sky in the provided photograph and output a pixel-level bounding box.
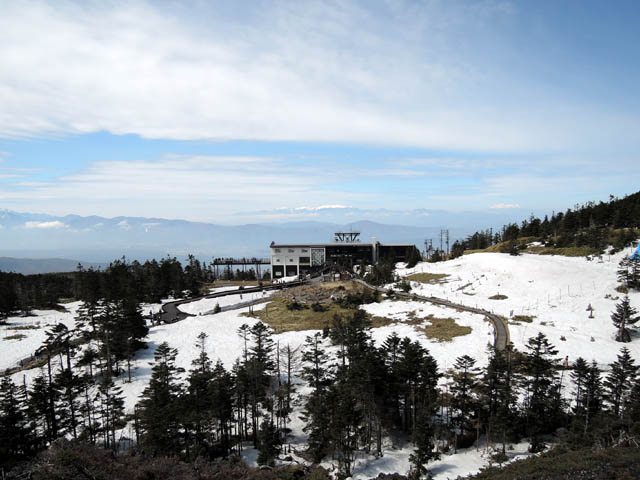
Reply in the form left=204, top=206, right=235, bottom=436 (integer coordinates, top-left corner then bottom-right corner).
left=1, top=0, right=639, bottom=226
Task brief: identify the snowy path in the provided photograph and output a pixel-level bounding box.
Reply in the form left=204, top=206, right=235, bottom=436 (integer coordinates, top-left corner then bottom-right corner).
left=354, top=279, right=511, bottom=350
left=159, top=280, right=305, bottom=323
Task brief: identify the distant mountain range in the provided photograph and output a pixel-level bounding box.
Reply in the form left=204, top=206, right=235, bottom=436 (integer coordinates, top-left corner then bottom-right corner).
left=0, top=257, right=108, bottom=275
left=0, top=208, right=474, bottom=272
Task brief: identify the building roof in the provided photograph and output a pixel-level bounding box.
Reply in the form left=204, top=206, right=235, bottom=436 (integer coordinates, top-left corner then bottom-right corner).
left=270, top=242, right=415, bottom=248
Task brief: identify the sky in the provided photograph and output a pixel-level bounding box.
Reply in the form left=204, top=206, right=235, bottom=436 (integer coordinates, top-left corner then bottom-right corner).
left=1, top=0, right=639, bottom=226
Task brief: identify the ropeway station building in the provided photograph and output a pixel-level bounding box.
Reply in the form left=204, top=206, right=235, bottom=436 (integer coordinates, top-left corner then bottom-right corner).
left=270, top=231, right=418, bottom=279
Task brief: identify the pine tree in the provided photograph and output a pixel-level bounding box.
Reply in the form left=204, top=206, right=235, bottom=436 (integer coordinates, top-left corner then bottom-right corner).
left=301, top=333, right=333, bottom=462
left=630, top=255, right=640, bottom=290
left=626, top=376, right=640, bottom=423
left=567, top=357, right=604, bottom=440
left=137, top=342, right=185, bottom=456
left=96, top=376, right=126, bottom=452
left=450, top=355, right=480, bottom=448
left=54, top=366, right=82, bottom=440
left=604, top=347, right=638, bottom=418
left=480, top=345, right=516, bottom=453
left=329, top=378, right=362, bottom=479
left=0, top=377, right=35, bottom=470
left=611, top=296, right=639, bottom=342
left=408, top=411, right=439, bottom=480
left=185, top=332, right=214, bottom=458
left=522, top=333, right=559, bottom=452
left=209, top=360, right=235, bottom=456
left=244, top=322, right=275, bottom=446
left=617, top=257, right=631, bottom=288
left=570, top=357, right=590, bottom=417
left=257, top=418, right=281, bottom=466
left=28, top=372, right=59, bottom=444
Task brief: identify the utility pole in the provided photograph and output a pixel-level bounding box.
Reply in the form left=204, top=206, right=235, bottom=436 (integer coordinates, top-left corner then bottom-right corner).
left=424, top=239, right=433, bottom=259
left=446, top=230, right=450, bottom=255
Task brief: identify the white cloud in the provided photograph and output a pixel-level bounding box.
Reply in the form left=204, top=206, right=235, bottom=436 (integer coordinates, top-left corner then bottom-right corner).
left=1, top=1, right=637, bottom=152
left=24, top=220, right=67, bottom=229
left=117, top=220, right=132, bottom=231
left=294, top=205, right=351, bottom=211
left=490, top=203, right=521, bottom=209
left=0, top=155, right=376, bottom=221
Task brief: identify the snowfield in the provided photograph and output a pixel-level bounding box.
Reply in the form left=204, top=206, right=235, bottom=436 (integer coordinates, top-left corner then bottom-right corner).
left=362, top=299, right=494, bottom=370
left=2, top=246, right=639, bottom=479
left=1, top=303, right=80, bottom=370
left=177, top=290, right=274, bottom=315
left=396, top=247, right=640, bottom=368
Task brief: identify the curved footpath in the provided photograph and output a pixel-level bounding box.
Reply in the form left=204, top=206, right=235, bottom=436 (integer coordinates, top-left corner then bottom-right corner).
left=159, top=281, right=305, bottom=324
left=353, top=279, right=510, bottom=351
left=165, top=277, right=510, bottom=351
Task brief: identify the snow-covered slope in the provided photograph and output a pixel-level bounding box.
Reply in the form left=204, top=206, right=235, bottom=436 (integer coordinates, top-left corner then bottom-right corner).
left=396, top=247, right=640, bottom=368
left=2, top=246, right=639, bottom=479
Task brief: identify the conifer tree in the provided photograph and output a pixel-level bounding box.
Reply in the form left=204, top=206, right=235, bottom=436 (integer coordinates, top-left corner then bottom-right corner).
left=301, top=333, right=333, bottom=462
left=522, top=333, right=559, bottom=452
left=617, top=257, right=631, bottom=288
left=209, top=360, right=235, bottom=456
left=604, top=347, right=638, bottom=418
left=137, top=342, right=185, bottom=456
left=257, top=418, right=281, bottom=466
left=450, top=355, right=480, bottom=448
left=96, top=376, right=125, bottom=452
left=245, top=322, right=275, bottom=446
left=329, top=378, right=361, bottom=479
left=480, top=345, right=516, bottom=453
left=0, top=377, right=35, bottom=470
left=408, top=411, right=439, bottom=480
left=611, top=296, right=639, bottom=343
left=185, top=332, right=214, bottom=457
left=54, top=366, right=82, bottom=440
left=570, top=357, right=590, bottom=415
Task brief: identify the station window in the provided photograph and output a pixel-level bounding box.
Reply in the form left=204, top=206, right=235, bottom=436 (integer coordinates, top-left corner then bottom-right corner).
left=275, top=248, right=281, bottom=253
left=288, top=249, right=295, bottom=253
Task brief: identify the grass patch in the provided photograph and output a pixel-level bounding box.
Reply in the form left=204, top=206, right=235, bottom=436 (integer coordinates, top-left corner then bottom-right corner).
left=489, top=294, right=508, bottom=300
left=405, top=273, right=449, bottom=284
left=57, top=298, right=77, bottom=304
left=615, top=285, right=629, bottom=294
left=4, top=334, right=27, bottom=341
left=419, top=316, right=472, bottom=342
left=7, top=324, right=41, bottom=330
left=537, top=246, right=600, bottom=257
left=243, top=297, right=383, bottom=333
left=512, top=315, right=535, bottom=324
left=467, top=445, right=640, bottom=480
left=370, top=316, right=396, bottom=328
left=463, top=238, right=602, bottom=258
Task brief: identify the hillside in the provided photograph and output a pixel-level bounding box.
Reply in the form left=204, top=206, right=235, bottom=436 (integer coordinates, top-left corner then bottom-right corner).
left=2, top=244, right=639, bottom=478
